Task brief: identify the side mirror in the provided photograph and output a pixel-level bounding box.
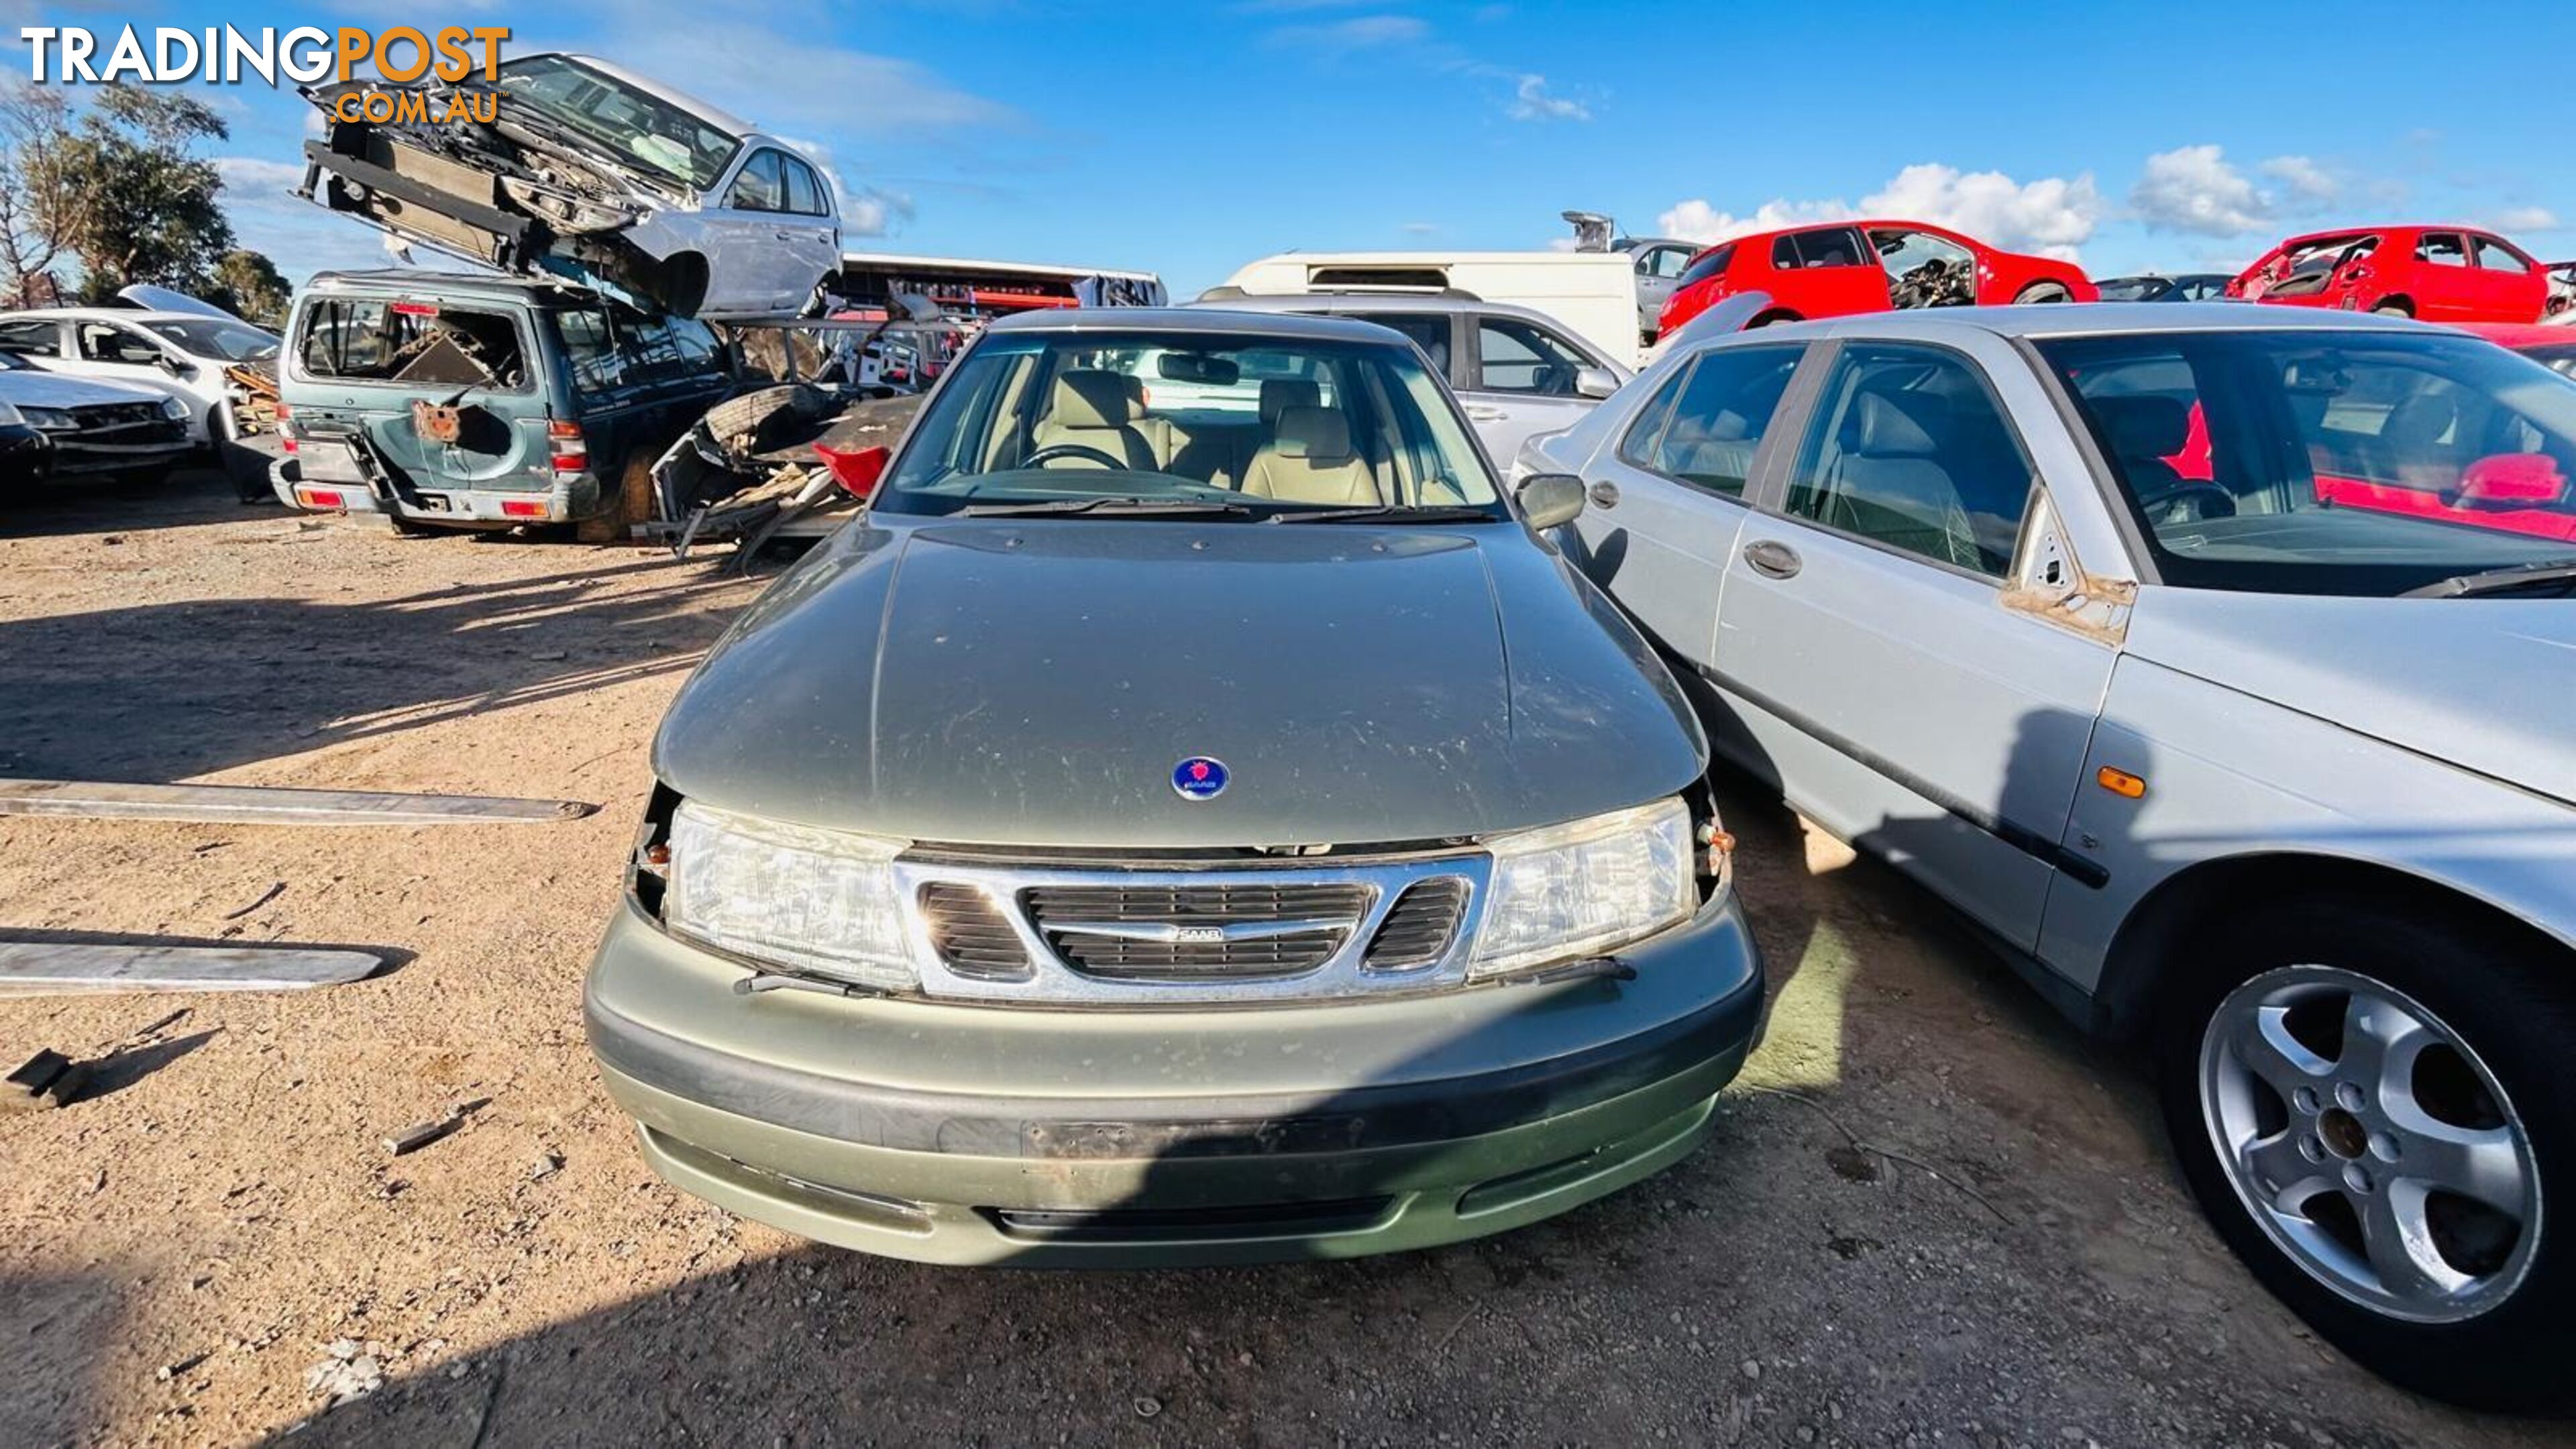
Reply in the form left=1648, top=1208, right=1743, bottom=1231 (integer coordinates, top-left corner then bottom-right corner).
left=2458, top=453, right=2568, bottom=507
left=1574, top=366, right=1619, bottom=400
left=154, top=353, right=197, bottom=380
left=1517, top=472, right=1586, bottom=531
left=814, top=443, right=889, bottom=500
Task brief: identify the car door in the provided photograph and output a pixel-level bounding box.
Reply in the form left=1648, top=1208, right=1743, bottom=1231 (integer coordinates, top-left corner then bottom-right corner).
left=2410, top=231, right=2475, bottom=319
left=1570, top=341, right=1809, bottom=675
left=1707, top=337, right=2115, bottom=949
left=1778, top=227, right=1893, bottom=317
left=775, top=154, right=842, bottom=305
left=1459, top=313, right=1614, bottom=464
left=2468, top=233, right=2544, bottom=321
left=698, top=147, right=795, bottom=314
left=1633, top=244, right=1692, bottom=335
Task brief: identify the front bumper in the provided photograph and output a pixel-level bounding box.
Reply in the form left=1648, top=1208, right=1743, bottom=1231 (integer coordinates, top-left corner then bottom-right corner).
left=585, top=888, right=1764, bottom=1267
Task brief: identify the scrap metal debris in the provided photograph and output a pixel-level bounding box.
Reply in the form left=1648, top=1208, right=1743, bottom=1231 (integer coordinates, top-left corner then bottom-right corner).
left=0, top=779, right=598, bottom=826
left=6, top=1048, right=93, bottom=1111
left=384, top=1096, right=492, bottom=1157
left=0, top=942, right=384, bottom=998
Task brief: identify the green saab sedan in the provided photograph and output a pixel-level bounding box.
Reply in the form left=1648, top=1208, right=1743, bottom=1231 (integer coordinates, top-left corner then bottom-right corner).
left=584, top=308, right=1764, bottom=1266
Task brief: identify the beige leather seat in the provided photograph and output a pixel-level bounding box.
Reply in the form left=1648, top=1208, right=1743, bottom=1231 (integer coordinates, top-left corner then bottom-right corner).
left=1242, top=407, right=1382, bottom=505
left=1029, top=370, right=1161, bottom=471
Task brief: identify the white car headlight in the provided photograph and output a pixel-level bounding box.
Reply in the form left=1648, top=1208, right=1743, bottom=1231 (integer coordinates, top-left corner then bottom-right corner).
left=665, top=800, right=916, bottom=990
left=21, top=406, right=74, bottom=431
left=158, top=394, right=189, bottom=419
left=1468, top=798, right=1698, bottom=979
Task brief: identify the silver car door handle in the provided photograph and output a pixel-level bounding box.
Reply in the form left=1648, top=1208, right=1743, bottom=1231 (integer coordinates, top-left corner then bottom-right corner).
left=774, top=229, right=800, bottom=241
left=1743, top=539, right=1801, bottom=579
left=1462, top=405, right=1509, bottom=422
left=1587, top=480, right=1620, bottom=508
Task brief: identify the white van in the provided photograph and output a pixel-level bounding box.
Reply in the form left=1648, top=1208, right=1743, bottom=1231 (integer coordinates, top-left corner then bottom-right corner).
left=1212, top=251, right=1646, bottom=368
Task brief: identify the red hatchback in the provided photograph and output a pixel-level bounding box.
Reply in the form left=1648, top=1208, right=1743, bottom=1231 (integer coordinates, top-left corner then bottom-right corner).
left=1654, top=219, right=2096, bottom=333
left=2228, top=226, right=2548, bottom=323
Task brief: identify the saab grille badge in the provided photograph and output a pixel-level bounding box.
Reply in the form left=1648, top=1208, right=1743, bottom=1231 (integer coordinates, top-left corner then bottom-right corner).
left=1171, top=756, right=1229, bottom=801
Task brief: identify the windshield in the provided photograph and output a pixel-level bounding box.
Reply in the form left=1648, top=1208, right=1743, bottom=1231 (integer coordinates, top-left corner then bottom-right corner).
left=2037, top=329, right=2576, bottom=595
left=2096, top=277, right=2173, bottom=303
left=876, top=327, right=1507, bottom=519
left=494, top=55, right=742, bottom=192
left=142, top=318, right=278, bottom=362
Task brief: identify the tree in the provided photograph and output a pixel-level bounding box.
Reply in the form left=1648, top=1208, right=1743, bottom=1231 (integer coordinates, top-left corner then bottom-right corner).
left=0, top=85, right=74, bottom=305
left=212, top=249, right=290, bottom=325
left=52, top=88, right=236, bottom=301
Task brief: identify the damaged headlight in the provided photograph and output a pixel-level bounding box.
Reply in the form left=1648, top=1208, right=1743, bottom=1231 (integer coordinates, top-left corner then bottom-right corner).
left=158, top=395, right=189, bottom=420
left=664, top=801, right=916, bottom=991
left=1468, top=798, right=1696, bottom=979
left=19, top=407, right=75, bottom=431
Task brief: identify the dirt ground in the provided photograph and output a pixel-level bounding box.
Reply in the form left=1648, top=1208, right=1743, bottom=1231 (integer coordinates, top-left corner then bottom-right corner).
left=1, top=470, right=2565, bottom=1449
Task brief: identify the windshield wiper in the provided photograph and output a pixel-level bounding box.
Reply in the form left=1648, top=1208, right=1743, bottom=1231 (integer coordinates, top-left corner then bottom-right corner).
left=1266, top=504, right=1497, bottom=525
left=2400, top=558, right=2576, bottom=599
left=953, top=496, right=1258, bottom=519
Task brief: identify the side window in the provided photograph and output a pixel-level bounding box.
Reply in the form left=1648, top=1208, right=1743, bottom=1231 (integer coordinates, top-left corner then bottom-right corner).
left=665, top=316, right=721, bottom=369
left=1365, top=313, right=1452, bottom=374
left=1615, top=367, right=1691, bottom=469
left=557, top=307, right=627, bottom=394
left=0, top=319, right=61, bottom=357
left=1794, top=228, right=1867, bottom=269
left=783, top=156, right=828, bottom=217
left=1784, top=344, right=2033, bottom=577
left=1645, top=246, right=1692, bottom=280
left=2474, top=236, right=2532, bottom=274
left=1770, top=234, right=1803, bottom=270
left=726, top=150, right=786, bottom=212
left=1474, top=317, right=1588, bottom=395
left=1678, top=245, right=1733, bottom=286
left=2416, top=233, right=2470, bottom=268
left=1640, top=345, right=1801, bottom=497
left=78, top=323, right=162, bottom=364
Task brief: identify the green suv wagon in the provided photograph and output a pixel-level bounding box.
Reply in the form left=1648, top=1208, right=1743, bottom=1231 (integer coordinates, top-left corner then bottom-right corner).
left=274, top=270, right=733, bottom=534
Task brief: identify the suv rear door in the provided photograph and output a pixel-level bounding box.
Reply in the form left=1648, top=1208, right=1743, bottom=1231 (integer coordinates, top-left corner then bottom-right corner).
left=288, top=293, right=546, bottom=508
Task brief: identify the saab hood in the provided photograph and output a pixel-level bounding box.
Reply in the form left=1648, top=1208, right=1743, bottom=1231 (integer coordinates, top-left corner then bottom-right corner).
left=0, top=370, right=170, bottom=409
left=655, top=519, right=1704, bottom=849
left=2126, top=587, right=2576, bottom=807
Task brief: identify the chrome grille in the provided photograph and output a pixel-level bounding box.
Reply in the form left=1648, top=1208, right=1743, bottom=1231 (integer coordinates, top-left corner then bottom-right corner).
left=1024, top=882, right=1370, bottom=981
left=894, top=855, right=1489, bottom=1004
left=916, top=883, right=1028, bottom=981
left=1363, top=879, right=1470, bottom=970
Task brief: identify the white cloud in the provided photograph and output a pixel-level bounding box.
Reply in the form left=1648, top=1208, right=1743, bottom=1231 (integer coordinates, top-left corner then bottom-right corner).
left=2482, top=205, right=2561, bottom=234
left=1656, top=164, right=2105, bottom=261
left=2260, top=154, right=2338, bottom=205
left=214, top=157, right=305, bottom=197
left=1400, top=220, right=1439, bottom=235
left=2129, top=145, right=2270, bottom=237
left=1505, top=74, right=1589, bottom=123
left=1265, top=14, right=1431, bottom=55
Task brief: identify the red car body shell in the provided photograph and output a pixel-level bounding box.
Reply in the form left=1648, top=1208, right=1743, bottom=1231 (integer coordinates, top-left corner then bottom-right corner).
left=2227, top=226, right=2549, bottom=324
left=1654, top=219, right=2096, bottom=333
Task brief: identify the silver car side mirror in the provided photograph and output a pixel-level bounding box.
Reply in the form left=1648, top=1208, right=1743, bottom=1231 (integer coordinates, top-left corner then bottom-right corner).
left=1574, top=366, right=1619, bottom=400
left=1517, top=472, right=1586, bottom=530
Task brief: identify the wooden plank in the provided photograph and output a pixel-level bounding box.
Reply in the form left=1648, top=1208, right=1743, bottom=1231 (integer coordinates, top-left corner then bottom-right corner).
left=0, top=779, right=597, bottom=826
left=0, top=941, right=384, bottom=997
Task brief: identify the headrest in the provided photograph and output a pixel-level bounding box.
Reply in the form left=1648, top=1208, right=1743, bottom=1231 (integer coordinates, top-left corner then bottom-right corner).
left=2094, top=395, right=2190, bottom=458
left=1273, top=405, right=1353, bottom=462
left=2383, top=390, right=2460, bottom=447
left=1051, top=370, right=1137, bottom=428
left=1850, top=391, right=1939, bottom=458
left=1260, top=378, right=1322, bottom=426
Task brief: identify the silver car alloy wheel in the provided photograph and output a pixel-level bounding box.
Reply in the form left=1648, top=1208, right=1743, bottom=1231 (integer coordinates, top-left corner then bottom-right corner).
left=2200, top=964, right=2540, bottom=1324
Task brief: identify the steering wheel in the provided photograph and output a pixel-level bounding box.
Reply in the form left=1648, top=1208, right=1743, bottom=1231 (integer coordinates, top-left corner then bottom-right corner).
left=2139, top=481, right=2238, bottom=524
left=1021, top=442, right=1128, bottom=470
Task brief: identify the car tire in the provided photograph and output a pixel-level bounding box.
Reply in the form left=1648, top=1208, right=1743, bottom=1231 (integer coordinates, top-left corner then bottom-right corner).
left=2372, top=301, right=2414, bottom=317
left=2151, top=893, right=2571, bottom=1410
left=2015, top=282, right=2072, bottom=305
left=699, top=384, right=830, bottom=468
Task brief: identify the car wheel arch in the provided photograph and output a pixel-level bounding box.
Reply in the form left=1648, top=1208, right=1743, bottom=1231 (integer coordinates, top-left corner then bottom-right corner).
left=1747, top=309, right=1802, bottom=329
left=2090, top=851, right=2572, bottom=1040
left=2371, top=294, right=2416, bottom=317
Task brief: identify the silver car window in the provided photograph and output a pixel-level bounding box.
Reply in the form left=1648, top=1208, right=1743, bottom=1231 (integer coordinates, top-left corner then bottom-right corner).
left=1783, top=343, right=2035, bottom=578
left=1629, top=345, right=1803, bottom=499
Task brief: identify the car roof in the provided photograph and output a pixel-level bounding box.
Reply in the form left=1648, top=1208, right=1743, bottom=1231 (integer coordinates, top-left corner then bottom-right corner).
left=1721, top=301, right=2442, bottom=345
left=983, top=306, right=1411, bottom=345
left=300, top=269, right=607, bottom=305
left=0, top=307, right=254, bottom=323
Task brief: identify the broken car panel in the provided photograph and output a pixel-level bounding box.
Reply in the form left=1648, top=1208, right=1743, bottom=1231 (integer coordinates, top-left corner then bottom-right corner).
left=299, top=52, right=841, bottom=321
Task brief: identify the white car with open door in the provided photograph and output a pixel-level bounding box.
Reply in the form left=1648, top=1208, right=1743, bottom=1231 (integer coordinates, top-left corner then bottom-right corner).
left=299, top=52, right=841, bottom=321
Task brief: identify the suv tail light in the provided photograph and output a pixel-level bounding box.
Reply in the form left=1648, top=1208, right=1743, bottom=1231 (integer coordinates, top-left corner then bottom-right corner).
left=547, top=419, right=586, bottom=473
left=274, top=400, right=297, bottom=453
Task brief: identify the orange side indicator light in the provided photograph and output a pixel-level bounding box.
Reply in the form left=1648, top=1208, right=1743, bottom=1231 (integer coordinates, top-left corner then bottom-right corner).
left=2096, top=766, right=2148, bottom=800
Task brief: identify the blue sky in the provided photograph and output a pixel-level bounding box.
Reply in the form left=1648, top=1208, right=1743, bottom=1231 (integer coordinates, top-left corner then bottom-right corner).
left=11, top=0, right=2569, bottom=295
